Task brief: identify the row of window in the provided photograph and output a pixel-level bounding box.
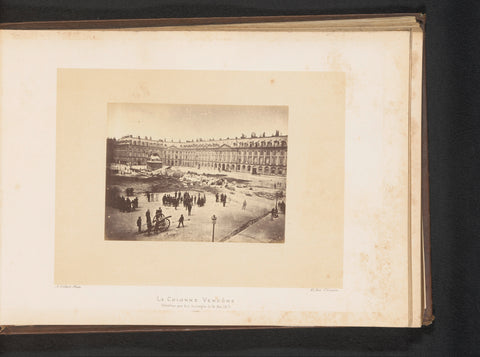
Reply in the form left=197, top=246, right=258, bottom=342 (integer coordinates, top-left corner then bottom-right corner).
left=231, top=140, right=287, bottom=148
left=121, top=140, right=164, bottom=147
left=167, top=156, right=286, bottom=165
left=175, top=157, right=287, bottom=166
left=166, top=150, right=287, bottom=159
left=177, top=140, right=287, bottom=148
left=114, top=155, right=287, bottom=165
left=116, top=147, right=288, bottom=158
left=165, top=160, right=285, bottom=175
left=121, top=139, right=287, bottom=149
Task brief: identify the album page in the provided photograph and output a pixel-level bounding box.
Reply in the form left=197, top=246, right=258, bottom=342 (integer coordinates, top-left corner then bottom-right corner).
left=0, top=19, right=424, bottom=327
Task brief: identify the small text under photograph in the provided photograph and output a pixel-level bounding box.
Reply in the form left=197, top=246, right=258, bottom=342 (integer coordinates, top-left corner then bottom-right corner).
left=105, top=103, right=288, bottom=243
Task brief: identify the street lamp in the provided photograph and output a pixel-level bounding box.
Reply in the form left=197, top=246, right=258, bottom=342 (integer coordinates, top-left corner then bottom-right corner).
left=211, top=215, right=217, bottom=242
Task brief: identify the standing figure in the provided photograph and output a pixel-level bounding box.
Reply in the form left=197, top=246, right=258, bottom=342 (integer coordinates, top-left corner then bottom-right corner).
left=242, top=199, right=247, bottom=210
left=136, top=216, right=142, bottom=233
left=177, top=214, right=185, bottom=228
left=146, top=209, right=152, bottom=235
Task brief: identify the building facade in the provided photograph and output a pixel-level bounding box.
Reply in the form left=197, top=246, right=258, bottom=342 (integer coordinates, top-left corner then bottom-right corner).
left=108, top=134, right=288, bottom=176
left=111, top=135, right=167, bottom=166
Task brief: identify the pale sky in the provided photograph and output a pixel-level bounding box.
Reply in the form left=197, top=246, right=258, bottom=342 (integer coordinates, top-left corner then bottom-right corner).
left=107, top=103, right=288, bottom=141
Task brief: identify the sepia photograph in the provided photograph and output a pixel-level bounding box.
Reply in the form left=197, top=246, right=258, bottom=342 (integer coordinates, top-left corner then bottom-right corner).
left=55, top=69, right=344, bottom=288
left=105, top=103, right=288, bottom=243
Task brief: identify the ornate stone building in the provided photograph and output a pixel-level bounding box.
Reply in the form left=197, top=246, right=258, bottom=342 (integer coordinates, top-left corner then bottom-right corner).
left=108, top=134, right=288, bottom=176
left=111, top=135, right=166, bottom=166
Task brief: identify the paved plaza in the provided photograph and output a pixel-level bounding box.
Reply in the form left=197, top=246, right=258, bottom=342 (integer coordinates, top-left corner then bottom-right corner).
left=105, top=168, right=286, bottom=243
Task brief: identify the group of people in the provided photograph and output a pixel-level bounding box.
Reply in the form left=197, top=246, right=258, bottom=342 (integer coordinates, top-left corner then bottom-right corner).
left=136, top=209, right=187, bottom=235
left=216, top=192, right=229, bottom=207
left=133, top=188, right=286, bottom=235
left=182, top=191, right=207, bottom=209
left=136, top=190, right=211, bottom=234
left=114, top=196, right=139, bottom=213
left=160, top=191, right=207, bottom=211
left=270, top=201, right=286, bottom=220
left=271, top=207, right=279, bottom=220
left=146, top=192, right=160, bottom=202
left=181, top=191, right=205, bottom=216
left=138, top=207, right=169, bottom=235
left=162, top=193, right=180, bottom=208
left=195, top=192, right=207, bottom=207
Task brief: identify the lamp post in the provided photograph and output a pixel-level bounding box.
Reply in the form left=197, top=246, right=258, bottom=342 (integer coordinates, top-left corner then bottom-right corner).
left=211, top=215, right=217, bottom=242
